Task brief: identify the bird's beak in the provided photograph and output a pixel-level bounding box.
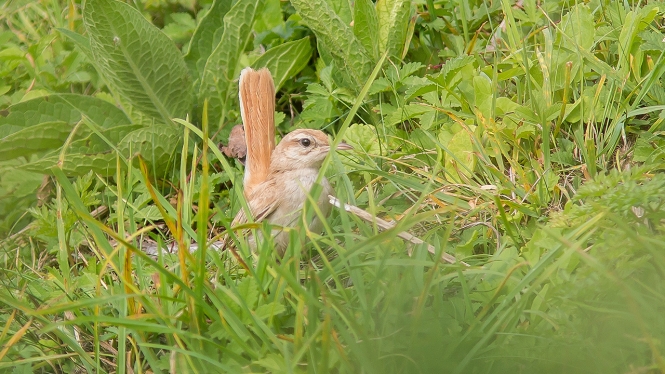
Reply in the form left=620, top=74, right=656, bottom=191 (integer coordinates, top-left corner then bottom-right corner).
left=336, top=142, right=354, bottom=151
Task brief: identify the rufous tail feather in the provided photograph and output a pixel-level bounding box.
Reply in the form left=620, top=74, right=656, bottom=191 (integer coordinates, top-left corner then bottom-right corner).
left=238, top=67, right=275, bottom=197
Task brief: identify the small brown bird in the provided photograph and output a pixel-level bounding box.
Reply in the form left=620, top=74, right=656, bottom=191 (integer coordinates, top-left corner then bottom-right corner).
left=233, top=129, right=353, bottom=254
left=229, top=67, right=353, bottom=255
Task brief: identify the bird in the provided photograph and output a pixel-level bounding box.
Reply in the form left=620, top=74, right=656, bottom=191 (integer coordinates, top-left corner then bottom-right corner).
left=227, top=67, right=353, bottom=256
left=232, top=129, right=353, bottom=254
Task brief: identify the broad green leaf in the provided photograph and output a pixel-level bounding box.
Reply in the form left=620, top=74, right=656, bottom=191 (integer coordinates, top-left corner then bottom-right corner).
left=68, top=124, right=144, bottom=155
left=20, top=152, right=118, bottom=176
left=633, top=48, right=665, bottom=107
left=473, top=73, right=493, bottom=121
left=83, top=0, right=192, bottom=123
left=0, top=121, right=73, bottom=160
left=291, top=0, right=373, bottom=91
left=564, top=87, right=620, bottom=124
left=118, top=123, right=183, bottom=170
left=326, top=0, right=353, bottom=25
left=252, top=37, right=313, bottom=90
left=19, top=90, right=51, bottom=103
left=0, top=94, right=130, bottom=138
left=617, top=5, right=659, bottom=76
left=557, top=4, right=594, bottom=52
left=0, top=163, right=42, bottom=235
left=199, top=0, right=265, bottom=129
left=376, top=0, right=412, bottom=61
left=253, top=0, right=284, bottom=33
left=0, top=46, right=25, bottom=60
left=353, top=0, right=380, bottom=60
left=445, top=129, right=476, bottom=182
left=632, top=132, right=665, bottom=163
left=495, top=97, right=520, bottom=116
left=185, top=0, right=234, bottom=82
left=18, top=123, right=179, bottom=177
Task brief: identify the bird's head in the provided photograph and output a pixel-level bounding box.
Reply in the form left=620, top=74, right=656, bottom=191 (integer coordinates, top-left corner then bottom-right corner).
left=270, top=129, right=353, bottom=171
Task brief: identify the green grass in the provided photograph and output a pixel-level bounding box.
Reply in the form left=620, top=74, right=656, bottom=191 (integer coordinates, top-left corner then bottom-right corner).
left=2, top=0, right=665, bottom=373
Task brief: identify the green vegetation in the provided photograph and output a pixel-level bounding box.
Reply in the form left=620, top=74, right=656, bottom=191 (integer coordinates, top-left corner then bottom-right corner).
left=2, top=0, right=665, bottom=372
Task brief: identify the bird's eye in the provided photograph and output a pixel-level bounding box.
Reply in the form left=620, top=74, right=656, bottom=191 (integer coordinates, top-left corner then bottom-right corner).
left=299, top=138, right=311, bottom=147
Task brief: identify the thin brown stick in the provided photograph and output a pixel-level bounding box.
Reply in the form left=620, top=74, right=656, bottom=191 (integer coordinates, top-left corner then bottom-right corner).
left=328, top=196, right=468, bottom=266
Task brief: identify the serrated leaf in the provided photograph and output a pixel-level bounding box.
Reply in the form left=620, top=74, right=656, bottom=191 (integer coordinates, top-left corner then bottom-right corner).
left=83, top=0, right=192, bottom=123
left=238, top=277, right=259, bottom=308
left=640, top=30, right=665, bottom=51
left=376, top=0, right=412, bottom=61
left=252, top=37, right=313, bottom=90
left=633, top=132, right=665, bottom=163
left=368, top=77, right=392, bottom=95
left=383, top=103, right=432, bottom=127
left=300, top=95, right=336, bottom=125
left=199, top=0, right=265, bottom=129
left=135, top=205, right=163, bottom=221
left=399, top=61, right=423, bottom=78
left=429, top=55, right=475, bottom=87
left=185, top=0, right=234, bottom=82
left=254, top=302, right=286, bottom=320
left=345, top=123, right=380, bottom=154
left=291, top=0, right=373, bottom=91
left=255, top=353, right=287, bottom=372
left=162, top=13, right=196, bottom=44
left=0, top=94, right=130, bottom=138
left=0, top=121, right=73, bottom=160
left=353, top=0, right=379, bottom=60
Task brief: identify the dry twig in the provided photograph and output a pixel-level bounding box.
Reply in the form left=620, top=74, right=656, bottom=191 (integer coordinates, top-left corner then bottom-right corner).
left=328, top=195, right=468, bottom=266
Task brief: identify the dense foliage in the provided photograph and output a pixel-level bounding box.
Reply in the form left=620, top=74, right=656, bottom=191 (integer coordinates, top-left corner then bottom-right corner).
left=1, top=0, right=665, bottom=372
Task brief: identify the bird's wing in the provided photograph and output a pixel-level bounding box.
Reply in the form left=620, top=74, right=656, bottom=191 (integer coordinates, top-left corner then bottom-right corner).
left=221, top=179, right=281, bottom=254
left=231, top=178, right=280, bottom=226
